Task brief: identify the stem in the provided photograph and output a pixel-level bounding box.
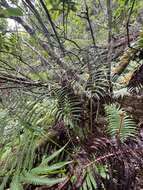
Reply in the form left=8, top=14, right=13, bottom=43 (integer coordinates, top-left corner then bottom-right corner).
left=106, top=0, right=113, bottom=94
left=116, top=112, right=125, bottom=143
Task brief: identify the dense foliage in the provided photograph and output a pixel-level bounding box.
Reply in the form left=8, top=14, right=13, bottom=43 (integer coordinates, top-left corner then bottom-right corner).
left=0, top=0, right=143, bottom=189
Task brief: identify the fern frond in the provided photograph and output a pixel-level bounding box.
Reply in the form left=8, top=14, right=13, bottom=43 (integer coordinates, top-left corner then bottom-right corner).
left=10, top=176, right=23, bottom=190
left=31, top=161, right=71, bottom=175
left=40, top=143, right=68, bottom=166
left=85, top=167, right=97, bottom=189
left=87, top=173, right=96, bottom=189
left=105, top=104, right=137, bottom=142
left=52, top=87, right=82, bottom=127
left=85, top=66, right=108, bottom=99
left=21, top=173, right=66, bottom=186
left=80, top=164, right=108, bottom=190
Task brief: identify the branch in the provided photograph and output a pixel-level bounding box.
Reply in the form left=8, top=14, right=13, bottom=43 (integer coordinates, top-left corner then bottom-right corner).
left=11, top=16, right=35, bottom=35
left=24, top=0, right=52, bottom=44
left=0, top=50, right=39, bottom=73
left=126, top=0, right=136, bottom=47
left=22, top=40, right=51, bottom=68
left=39, top=0, right=64, bottom=53
left=84, top=0, right=96, bottom=47
left=0, top=59, right=31, bottom=80
left=107, top=0, right=113, bottom=93
left=0, top=72, right=49, bottom=87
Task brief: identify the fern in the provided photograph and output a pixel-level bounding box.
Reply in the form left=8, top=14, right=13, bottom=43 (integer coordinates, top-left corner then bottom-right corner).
left=80, top=168, right=97, bottom=190
left=10, top=176, right=23, bottom=190
left=85, top=66, right=108, bottom=100
left=79, top=164, right=108, bottom=190
left=52, top=87, right=82, bottom=128
left=105, top=104, right=137, bottom=142
left=31, top=160, right=71, bottom=175
left=21, top=173, right=66, bottom=186
left=0, top=143, right=70, bottom=189
left=18, top=145, right=70, bottom=186
left=40, top=144, right=67, bottom=166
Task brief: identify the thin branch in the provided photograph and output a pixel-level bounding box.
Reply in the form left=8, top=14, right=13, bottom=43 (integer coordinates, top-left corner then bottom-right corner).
left=0, top=50, right=37, bottom=72
left=39, top=0, right=64, bottom=53
left=24, top=0, right=52, bottom=43
left=0, top=73, right=49, bottom=87
left=0, top=59, right=31, bottom=80
left=126, top=0, right=136, bottom=47
left=107, top=0, right=113, bottom=94
left=83, top=147, right=141, bottom=169
left=84, top=0, right=96, bottom=47
left=22, top=40, right=51, bottom=68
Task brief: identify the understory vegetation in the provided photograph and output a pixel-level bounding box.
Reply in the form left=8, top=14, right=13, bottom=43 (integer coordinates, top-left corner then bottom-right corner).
left=0, top=0, right=143, bottom=189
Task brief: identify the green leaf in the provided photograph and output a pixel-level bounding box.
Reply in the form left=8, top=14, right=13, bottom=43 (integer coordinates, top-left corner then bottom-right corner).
left=82, top=180, right=88, bottom=190
left=87, top=168, right=97, bottom=189
left=40, top=144, right=67, bottom=166
left=86, top=173, right=93, bottom=189
left=10, top=176, right=23, bottom=190
left=31, top=161, right=72, bottom=175
left=22, top=173, right=66, bottom=186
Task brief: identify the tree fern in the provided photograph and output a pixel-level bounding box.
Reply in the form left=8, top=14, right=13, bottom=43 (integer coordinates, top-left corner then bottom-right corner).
left=105, top=104, right=137, bottom=142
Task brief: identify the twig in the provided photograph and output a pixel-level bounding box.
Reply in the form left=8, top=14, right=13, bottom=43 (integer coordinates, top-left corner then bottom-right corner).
left=107, top=0, right=113, bottom=94
left=126, top=0, right=136, bottom=47
left=39, top=0, right=64, bottom=53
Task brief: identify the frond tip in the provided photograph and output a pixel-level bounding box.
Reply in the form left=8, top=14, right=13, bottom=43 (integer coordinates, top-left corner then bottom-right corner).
left=105, top=104, right=137, bottom=142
